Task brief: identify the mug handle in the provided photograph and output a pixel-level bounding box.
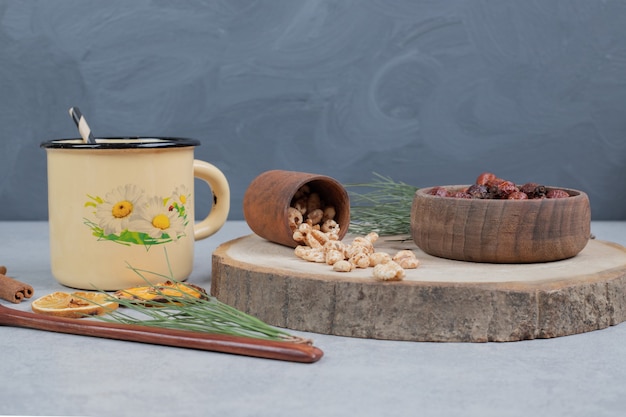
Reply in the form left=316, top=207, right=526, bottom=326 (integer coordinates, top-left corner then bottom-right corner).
left=193, top=160, right=230, bottom=240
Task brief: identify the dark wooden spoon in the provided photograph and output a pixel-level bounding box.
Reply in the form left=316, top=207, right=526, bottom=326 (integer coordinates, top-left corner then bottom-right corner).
left=0, top=304, right=323, bottom=363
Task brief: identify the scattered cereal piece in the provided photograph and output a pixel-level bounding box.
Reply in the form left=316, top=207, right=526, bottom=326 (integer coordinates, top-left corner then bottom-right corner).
left=289, top=187, right=419, bottom=280
left=332, top=260, right=354, bottom=272
left=373, top=261, right=406, bottom=281
left=369, top=252, right=392, bottom=267
left=392, top=250, right=420, bottom=269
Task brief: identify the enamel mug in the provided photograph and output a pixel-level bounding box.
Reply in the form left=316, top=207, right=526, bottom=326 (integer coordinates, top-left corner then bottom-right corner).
left=41, top=137, right=230, bottom=290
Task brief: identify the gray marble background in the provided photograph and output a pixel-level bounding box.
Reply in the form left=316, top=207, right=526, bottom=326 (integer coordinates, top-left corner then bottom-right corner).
left=1, top=0, right=625, bottom=221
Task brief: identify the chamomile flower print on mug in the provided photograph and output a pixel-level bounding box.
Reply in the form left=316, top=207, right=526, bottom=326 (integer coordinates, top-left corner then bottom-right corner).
left=169, top=185, right=191, bottom=219
left=84, top=184, right=189, bottom=247
left=93, top=184, right=146, bottom=235
left=131, top=196, right=187, bottom=242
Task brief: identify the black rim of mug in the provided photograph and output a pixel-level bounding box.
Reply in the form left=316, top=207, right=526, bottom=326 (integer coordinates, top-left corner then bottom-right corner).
left=40, top=137, right=201, bottom=149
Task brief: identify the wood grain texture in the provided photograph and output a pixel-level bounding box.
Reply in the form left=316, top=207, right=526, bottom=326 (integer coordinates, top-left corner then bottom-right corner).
left=0, top=304, right=323, bottom=363
left=411, top=186, right=591, bottom=263
left=242, top=170, right=349, bottom=247
left=211, top=234, right=626, bottom=342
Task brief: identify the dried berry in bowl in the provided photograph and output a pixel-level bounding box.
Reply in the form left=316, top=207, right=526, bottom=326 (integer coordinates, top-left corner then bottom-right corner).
left=411, top=174, right=591, bottom=263
left=428, top=172, right=572, bottom=201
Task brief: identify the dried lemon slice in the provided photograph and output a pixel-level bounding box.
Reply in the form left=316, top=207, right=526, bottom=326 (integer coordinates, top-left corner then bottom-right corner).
left=114, top=281, right=207, bottom=304
left=31, top=291, right=119, bottom=318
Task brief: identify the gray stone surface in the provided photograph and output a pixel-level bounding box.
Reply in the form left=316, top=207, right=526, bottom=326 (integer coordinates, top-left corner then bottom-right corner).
left=2, top=220, right=626, bottom=417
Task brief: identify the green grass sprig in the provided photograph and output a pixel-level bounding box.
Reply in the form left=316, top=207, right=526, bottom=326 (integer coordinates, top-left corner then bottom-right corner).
left=91, top=250, right=309, bottom=344
left=346, top=173, right=418, bottom=236
left=99, top=293, right=302, bottom=342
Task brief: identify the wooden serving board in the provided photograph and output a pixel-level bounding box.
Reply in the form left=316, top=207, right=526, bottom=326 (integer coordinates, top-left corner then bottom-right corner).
left=210, top=235, right=626, bottom=342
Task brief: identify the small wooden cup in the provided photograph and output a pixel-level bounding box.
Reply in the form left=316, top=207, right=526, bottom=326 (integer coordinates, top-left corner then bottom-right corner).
left=243, top=170, right=350, bottom=247
left=411, top=185, right=591, bottom=263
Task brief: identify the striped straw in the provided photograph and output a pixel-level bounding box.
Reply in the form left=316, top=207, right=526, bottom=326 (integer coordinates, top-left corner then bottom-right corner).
left=69, top=107, right=96, bottom=144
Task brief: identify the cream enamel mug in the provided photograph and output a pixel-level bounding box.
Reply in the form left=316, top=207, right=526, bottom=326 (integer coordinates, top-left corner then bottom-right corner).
left=41, top=137, right=230, bottom=290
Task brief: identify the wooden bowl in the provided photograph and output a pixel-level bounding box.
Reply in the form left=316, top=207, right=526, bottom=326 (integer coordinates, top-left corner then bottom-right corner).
left=410, top=185, right=591, bottom=263
left=243, top=170, right=350, bottom=248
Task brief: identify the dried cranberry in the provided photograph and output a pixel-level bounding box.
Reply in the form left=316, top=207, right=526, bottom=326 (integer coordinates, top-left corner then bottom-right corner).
left=499, top=180, right=518, bottom=194
left=429, top=186, right=450, bottom=197
left=466, top=184, right=489, bottom=199
left=488, top=177, right=506, bottom=187
left=519, top=183, right=547, bottom=199
left=490, top=180, right=518, bottom=198
left=507, top=191, right=528, bottom=200
left=476, top=172, right=497, bottom=186
left=546, top=189, right=569, bottom=198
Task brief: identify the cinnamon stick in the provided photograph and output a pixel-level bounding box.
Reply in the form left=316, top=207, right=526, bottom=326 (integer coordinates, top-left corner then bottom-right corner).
left=0, top=267, right=34, bottom=304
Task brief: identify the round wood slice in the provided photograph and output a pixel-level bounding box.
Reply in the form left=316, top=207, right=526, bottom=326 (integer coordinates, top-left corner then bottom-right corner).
left=210, top=235, right=626, bottom=342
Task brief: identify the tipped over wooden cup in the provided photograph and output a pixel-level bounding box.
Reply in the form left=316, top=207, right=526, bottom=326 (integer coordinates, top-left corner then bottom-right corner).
left=243, top=170, right=350, bottom=248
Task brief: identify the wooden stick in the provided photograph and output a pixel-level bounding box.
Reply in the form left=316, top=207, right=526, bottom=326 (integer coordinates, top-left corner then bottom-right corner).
left=0, top=304, right=323, bottom=363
